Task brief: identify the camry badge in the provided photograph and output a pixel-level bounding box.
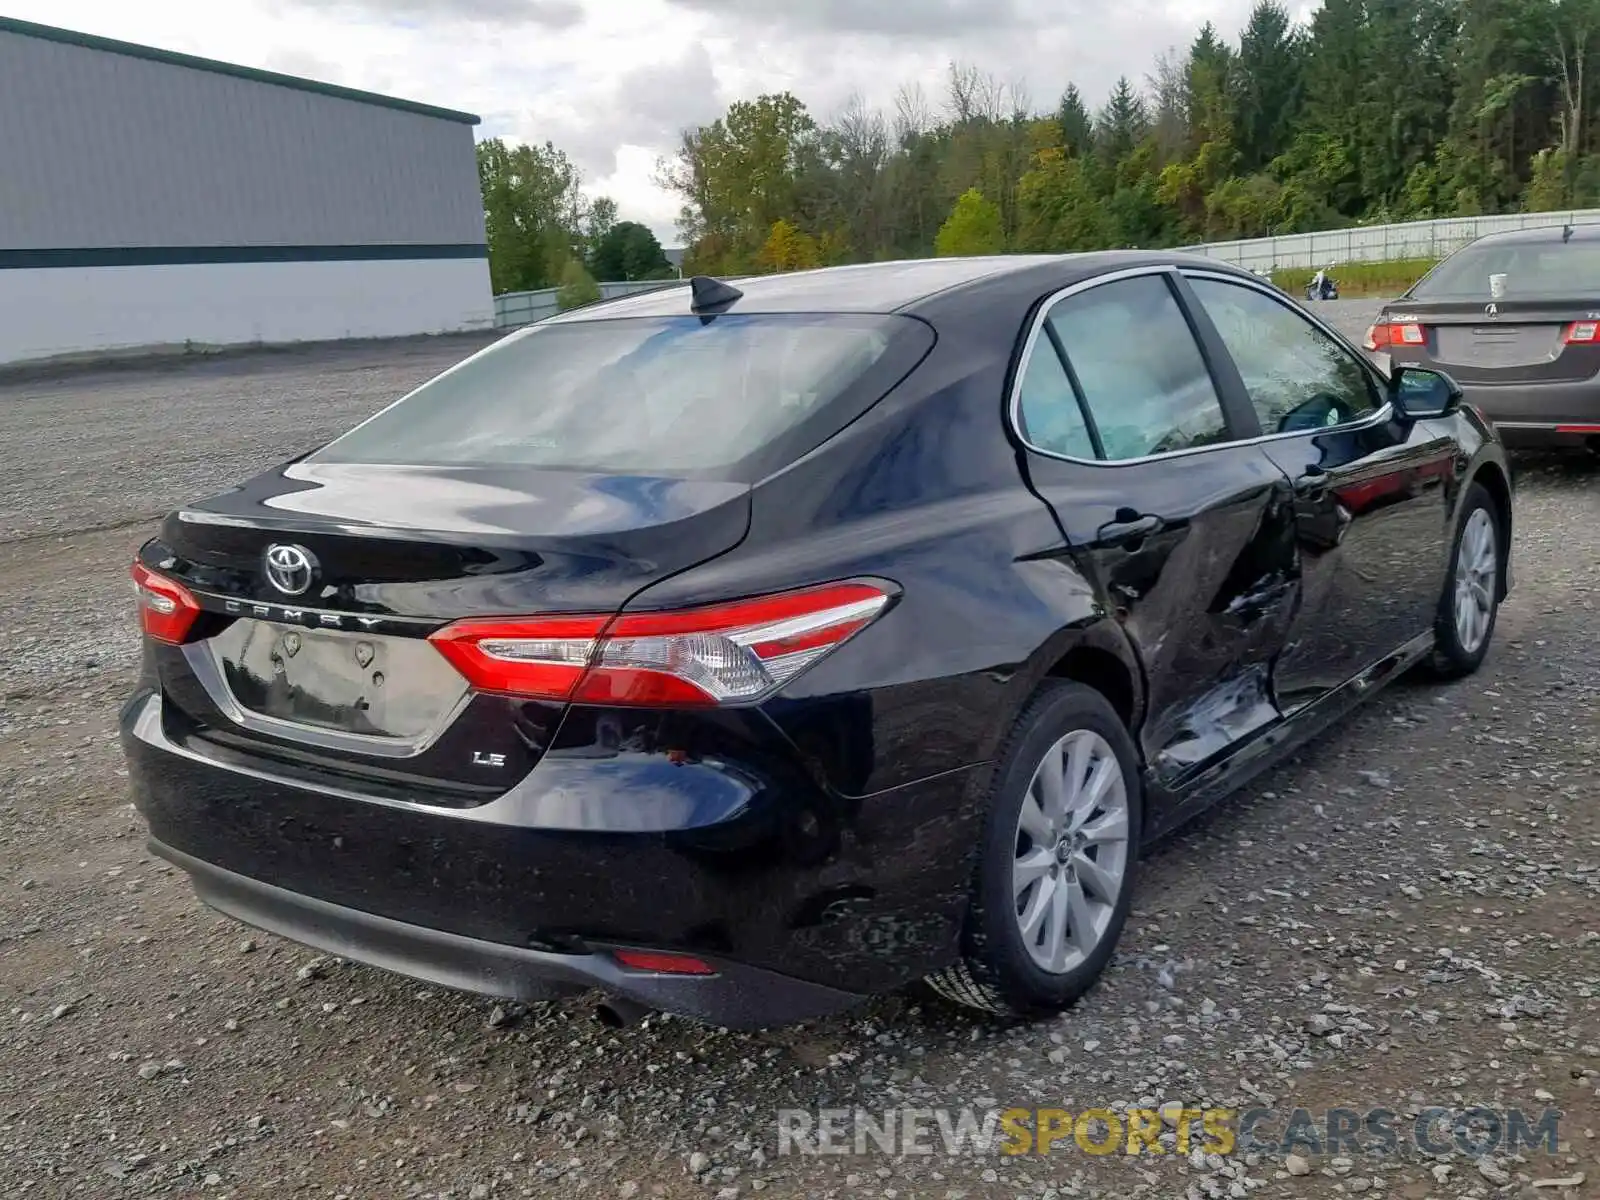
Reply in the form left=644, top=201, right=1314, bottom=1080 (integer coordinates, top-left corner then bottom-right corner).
left=1485, top=302, right=1498, bottom=318
left=264, top=543, right=317, bottom=597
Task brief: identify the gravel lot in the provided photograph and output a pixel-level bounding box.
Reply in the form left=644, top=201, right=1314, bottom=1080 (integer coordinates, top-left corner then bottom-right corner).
left=2, top=306, right=1597, bottom=1200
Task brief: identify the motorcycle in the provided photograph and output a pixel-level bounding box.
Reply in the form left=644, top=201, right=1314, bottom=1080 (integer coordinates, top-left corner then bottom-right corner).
left=1305, top=265, right=1339, bottom=301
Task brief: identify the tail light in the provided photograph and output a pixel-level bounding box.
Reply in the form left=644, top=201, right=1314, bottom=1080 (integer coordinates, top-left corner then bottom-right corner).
left=131, top=561, right=202, bottom=644
left=1563, top=321, right=1599, bottom=343
left=1364, top=322, right=1424, bottom=350
left=429, top=581, right=894, bottom=707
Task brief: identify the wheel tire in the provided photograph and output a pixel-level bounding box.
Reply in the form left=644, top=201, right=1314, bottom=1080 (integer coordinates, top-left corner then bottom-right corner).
left=1425, top=482, right=1503, bottom=679
left=926, top=681, right=1143, bottom=1018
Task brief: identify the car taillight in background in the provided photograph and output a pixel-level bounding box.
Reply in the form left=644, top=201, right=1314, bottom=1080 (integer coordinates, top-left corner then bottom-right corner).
left=430, top=581, right=894, bottom=707
left=131, top=561, right=202, bottom=644
left=1562, top=321, right=1600, bottom=343
left=1363, top=322, right=1425, bottom=351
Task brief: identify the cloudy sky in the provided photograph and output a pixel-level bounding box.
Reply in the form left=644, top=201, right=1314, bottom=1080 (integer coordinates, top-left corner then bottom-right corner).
left=7, top=0, right=1311, bottom=244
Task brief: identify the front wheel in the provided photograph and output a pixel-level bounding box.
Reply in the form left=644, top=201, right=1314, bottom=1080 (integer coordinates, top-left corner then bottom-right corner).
left=925, top=682, right=1142, bottom=1018
left=1426, top=483, right=1502, bottom=678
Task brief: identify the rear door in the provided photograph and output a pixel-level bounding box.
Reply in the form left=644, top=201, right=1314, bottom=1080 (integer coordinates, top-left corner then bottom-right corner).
left=1184, top=271, right=1456, bottom=711
left=1013, top=267, right=1301, bottom=789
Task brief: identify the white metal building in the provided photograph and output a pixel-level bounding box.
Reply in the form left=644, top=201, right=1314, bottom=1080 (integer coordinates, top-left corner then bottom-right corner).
left=0, top=16, right=494, bottom=365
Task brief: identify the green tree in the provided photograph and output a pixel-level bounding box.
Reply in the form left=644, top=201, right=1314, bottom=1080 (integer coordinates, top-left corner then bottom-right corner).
left=555, top=259, right=602, bottom=310
left=1525, top=145, right=1571, bottom=207
left=758, top=219, right=822, bottom=271
left=1158, top=22, right=1242, bottom=238
left=660, top=92, right=818, bottom=273
left=1058, top=84, right=1095, bottom=157
left=1017, top=148, right=1115, bottom=249
left=628, top=0, right=1600, bottom=272
left=1095, top=77, right=1150, bottom=173
left=476, top=137, right=593, bottom=295
left=586, top=196, right=618, bottom=258
left=590, top=220, right=673, bottom=280
left=1234, top=1, right=1305, bottom=172
left=934, top=188, right=1005, bottom=255
left=1295, top=0, right=1371, bottom=217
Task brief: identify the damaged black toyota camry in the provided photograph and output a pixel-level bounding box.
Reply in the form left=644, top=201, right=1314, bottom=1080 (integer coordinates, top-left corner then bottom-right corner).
left=123, top=254, right=1513, bottom=1030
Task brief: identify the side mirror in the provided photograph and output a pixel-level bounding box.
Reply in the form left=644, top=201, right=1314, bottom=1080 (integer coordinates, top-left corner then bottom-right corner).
left=1390, top=365, right=1463, bottom=419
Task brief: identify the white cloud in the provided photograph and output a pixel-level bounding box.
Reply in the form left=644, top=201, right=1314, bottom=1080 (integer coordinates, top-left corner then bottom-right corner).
left=8, top=0, right=1272, bottom=244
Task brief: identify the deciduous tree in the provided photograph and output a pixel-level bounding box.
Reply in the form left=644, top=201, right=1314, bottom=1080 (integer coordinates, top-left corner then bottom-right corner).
left=934, top=188, right=1004, bottom=255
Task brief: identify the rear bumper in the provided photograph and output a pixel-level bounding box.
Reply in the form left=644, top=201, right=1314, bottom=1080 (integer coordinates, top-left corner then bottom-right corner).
left=122, top=691, right=986, bottom=1027
left=1458, top=379, right=1600, bottom=449
left=149, top=838, right=859, bottom=1027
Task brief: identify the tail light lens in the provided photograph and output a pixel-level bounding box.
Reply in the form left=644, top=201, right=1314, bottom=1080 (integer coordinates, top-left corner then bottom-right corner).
left=131, top=561, right=202, bottom=644
left=1364, top=322, right=1423, bottom=350
left=429, top=581, right=893, bottom=707
left=1563, top=321, right=1599, bottom=343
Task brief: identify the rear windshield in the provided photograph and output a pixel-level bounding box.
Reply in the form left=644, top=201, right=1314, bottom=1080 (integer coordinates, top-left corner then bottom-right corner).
left=1411, top=239, right=1600, bottom=300
left=310, top=313, right=929, bottom=476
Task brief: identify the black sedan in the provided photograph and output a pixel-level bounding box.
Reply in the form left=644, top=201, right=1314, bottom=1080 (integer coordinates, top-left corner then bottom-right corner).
left=123, top=253, right=1513, bottom=1030
left=1365, top=223, right=1600, bottom=452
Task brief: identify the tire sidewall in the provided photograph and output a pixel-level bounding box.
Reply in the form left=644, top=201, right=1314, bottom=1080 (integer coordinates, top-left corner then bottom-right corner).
left=968, top=683, right=1143, bottom=1013
left=1435, top=483, right=1501, bottom=672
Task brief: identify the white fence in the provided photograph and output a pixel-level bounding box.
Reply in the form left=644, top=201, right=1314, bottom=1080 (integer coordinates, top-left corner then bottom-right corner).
left=492, top=209, right=1600, bottom=329
left=493, top=279, right=678, bottom=329
left=1184, top=208, right=1600, bottom=271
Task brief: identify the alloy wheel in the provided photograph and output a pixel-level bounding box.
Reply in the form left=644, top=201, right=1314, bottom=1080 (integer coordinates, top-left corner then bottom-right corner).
left=1011, top=729, right=1131, bottom=974
left=1453, top=508, right=1497, bottom=655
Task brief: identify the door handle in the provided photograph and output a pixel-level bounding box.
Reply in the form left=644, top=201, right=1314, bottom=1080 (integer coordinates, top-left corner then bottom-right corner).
left=1098, top=510, right=1164, bottom=546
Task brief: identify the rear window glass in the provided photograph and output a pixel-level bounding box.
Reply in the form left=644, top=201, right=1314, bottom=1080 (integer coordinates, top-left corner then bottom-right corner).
left=310, top=314, right=927, bottom=475
left=1411, top=240, right=1600, bottom=300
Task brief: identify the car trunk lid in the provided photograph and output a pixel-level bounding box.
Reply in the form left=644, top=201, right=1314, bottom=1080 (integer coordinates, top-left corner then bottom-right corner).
left=1381, top=298, right=1600, bottom=384
left=146, top=460, right=750, bottom=793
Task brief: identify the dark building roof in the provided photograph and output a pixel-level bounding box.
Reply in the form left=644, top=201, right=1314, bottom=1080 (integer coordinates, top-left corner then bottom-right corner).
left=0, top=15, right=480, bottom=125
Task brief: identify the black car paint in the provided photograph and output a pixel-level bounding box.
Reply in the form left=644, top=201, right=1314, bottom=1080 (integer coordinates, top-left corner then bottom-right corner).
left=123, top=251, right=1514, bottom=1028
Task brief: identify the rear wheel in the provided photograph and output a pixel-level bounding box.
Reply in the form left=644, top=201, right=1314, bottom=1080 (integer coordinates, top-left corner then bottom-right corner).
left=1426, top=483, right=1502, bottom=678
left=926, top=682, right=1141, bottom=1018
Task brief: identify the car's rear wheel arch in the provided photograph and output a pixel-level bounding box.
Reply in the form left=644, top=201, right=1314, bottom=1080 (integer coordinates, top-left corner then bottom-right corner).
left=1467, top=461, right=1513, bottom=600
left=1043, top=643, right=1139, bottom=730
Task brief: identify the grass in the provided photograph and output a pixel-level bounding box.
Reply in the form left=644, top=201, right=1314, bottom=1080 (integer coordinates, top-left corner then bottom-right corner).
left=1270, top=257, right=1438, bottom=299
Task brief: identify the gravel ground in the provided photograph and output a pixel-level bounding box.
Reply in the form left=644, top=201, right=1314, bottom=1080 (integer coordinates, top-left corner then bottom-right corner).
left=1, top=309, right=1597, bottom=1200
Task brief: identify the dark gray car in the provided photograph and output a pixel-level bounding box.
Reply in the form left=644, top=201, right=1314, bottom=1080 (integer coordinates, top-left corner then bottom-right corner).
left=1364, top=224, right=1600, bottom=452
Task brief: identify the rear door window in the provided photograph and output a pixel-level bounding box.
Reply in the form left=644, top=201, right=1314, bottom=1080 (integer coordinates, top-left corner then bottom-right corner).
left=1034, top=274, right=1232, bottom=460
left=311, top=313, right=932, bottom=478
left=1014, top=334, right=1097, bottom=459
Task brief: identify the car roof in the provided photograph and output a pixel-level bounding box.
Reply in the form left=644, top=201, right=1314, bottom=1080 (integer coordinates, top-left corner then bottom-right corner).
left=1460, top=223, right=1600, bottom=248
left=544, top=251, right=1250, bottom=322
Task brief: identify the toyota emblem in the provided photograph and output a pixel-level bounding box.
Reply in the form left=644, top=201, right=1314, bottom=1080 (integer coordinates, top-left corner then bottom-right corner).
left=263, top=543, right=318, bottom=596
